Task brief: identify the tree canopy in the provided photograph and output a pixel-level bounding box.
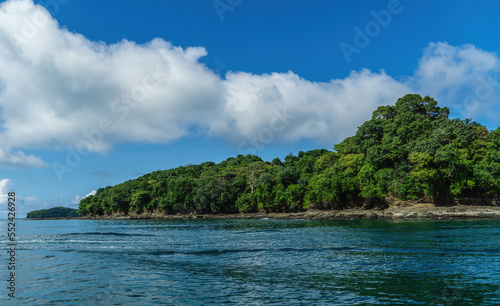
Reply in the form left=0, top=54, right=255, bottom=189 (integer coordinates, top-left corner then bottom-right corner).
left=27, top=207, right=81, bottom=218
left=79, top=94, right=500, bottom=215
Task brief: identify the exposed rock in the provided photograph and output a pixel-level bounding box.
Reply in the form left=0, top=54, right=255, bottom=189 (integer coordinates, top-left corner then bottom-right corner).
left=80, top=203, right=500, bottom=221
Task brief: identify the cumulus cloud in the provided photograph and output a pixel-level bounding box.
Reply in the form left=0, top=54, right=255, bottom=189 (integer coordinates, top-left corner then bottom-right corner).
left=219, top=69, right=410, bottom=149
left=70, top=196, right=79, bottom=205
left=412, top=42, right=500, bottom=118
left=72, top=189, right=96, bottom=205
left=0, top=0, right=222, bottom=166
left=0, top=178, right=12, bottom=205
left=0, top=178, right=13, bottom=217
left=85, top=190, right=97, bottom=198
left=0, top=0, right=499, bottom=168
left=414, top=42, right=500, bottom=93
left=0, top=148, right=47, bottom=167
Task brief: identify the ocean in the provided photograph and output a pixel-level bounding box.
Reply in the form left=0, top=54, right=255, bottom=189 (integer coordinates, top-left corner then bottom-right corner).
left=1, top=218, right=500, bottom=305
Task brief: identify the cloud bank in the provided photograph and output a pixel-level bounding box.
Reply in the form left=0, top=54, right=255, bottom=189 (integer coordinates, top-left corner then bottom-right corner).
left=0, top=0, right=499, bottom=167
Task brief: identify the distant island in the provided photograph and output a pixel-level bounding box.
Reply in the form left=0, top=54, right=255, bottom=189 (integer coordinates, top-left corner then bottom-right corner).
left=27, top=207, right=81, bottom=219
left=78, top=94, right=500, bottom=219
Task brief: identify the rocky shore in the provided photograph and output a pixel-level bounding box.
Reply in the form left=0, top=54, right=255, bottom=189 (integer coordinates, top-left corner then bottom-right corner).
left=78, top=203, right=500, bottom=221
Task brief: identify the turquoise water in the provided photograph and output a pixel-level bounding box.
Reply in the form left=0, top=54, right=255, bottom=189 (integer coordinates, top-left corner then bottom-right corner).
left=1, top=219, right=500, bottom=305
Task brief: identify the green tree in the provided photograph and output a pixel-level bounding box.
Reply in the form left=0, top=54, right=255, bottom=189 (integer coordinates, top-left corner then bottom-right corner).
left=77, top=94, right=500, bottom=216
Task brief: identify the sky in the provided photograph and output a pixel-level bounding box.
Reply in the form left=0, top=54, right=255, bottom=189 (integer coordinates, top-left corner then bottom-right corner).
left=1, top=0, right=500, bottom=217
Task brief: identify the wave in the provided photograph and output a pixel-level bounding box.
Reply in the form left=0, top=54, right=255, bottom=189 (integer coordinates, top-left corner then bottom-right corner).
left=59, top=232, right=155, bottom=237
left=153, top=246, right=356, bottom=256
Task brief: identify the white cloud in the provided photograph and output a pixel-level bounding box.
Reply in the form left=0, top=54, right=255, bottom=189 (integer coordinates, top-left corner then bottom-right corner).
left=218, top=69, right=410, bottom=146
left=72, top=189, right=96, bottom=205
left=85, top=190, right=97, bottom=198
left=0, top=0, right=222, bottom=166
left=0, top=178, right=12, bottom=205
left=0, top=148, right=47, bottom=168
left=24, top=196, right=38, bottom=201
left=0, top=1, right=498, bottom=168
left=412, top=42, right=500, bottom=118
left=71, top=196, right=80, bottom=205
left=414, top=42, right=499, bottom=93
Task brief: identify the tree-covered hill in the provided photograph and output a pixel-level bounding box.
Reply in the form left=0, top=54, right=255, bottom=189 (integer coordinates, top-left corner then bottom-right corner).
left=79, top=94, right=500, bottom=216
left=27, top=207, right=81, bottom=218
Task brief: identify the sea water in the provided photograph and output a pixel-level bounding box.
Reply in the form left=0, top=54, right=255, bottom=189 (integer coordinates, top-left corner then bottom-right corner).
left=1, top=218, right=499, bottom=305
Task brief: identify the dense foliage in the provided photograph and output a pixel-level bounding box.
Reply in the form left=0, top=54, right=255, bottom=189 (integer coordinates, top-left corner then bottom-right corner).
left=79, top=94, right=500, bottom=215
left=27, top=207, right=81, bottom=218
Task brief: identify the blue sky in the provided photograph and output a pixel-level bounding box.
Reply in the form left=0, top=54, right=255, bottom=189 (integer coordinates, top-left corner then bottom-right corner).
left=1, top=0, right=500, bottom=217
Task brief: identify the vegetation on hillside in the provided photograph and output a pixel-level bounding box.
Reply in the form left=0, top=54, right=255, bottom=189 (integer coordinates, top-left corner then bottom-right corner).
left=27, top=207, right=81, bottom=218
left=78, top=94, right=500, bottom=215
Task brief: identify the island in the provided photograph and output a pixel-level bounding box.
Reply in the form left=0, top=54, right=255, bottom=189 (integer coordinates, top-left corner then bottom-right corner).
left=78, top=94, right=500, bottom=220
left=26, top=207, right=81, bottom=219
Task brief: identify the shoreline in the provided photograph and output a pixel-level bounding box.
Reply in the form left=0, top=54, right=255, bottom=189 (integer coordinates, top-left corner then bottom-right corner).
left=33, top=204, right=500, bottom=221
